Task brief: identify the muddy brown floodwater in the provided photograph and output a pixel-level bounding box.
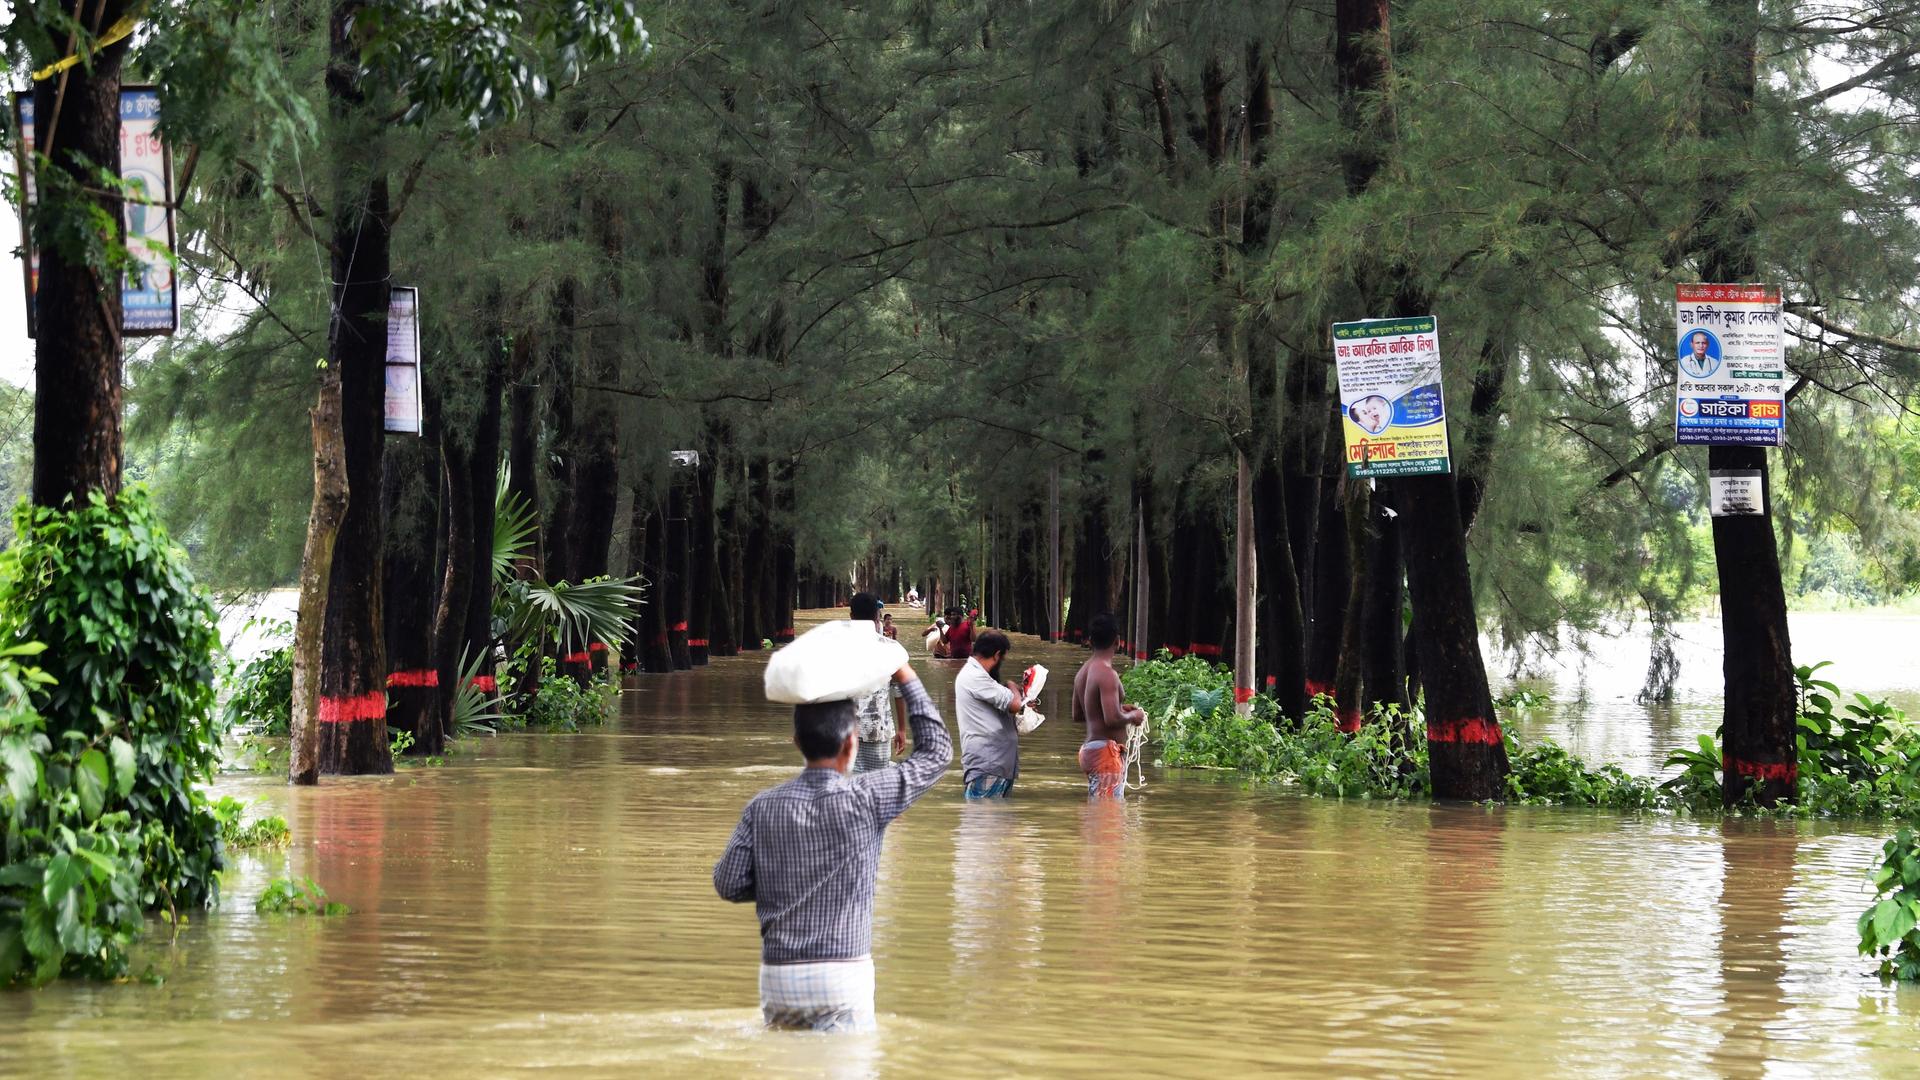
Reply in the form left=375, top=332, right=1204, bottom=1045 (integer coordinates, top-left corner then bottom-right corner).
left=4, top=611, right=1920, bottom=1077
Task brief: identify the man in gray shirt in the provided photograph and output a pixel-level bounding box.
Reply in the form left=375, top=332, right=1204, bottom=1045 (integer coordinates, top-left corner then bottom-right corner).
left=954, top=631, right=1027, bottom=798
left=713, top=663, right=950, bottom=1031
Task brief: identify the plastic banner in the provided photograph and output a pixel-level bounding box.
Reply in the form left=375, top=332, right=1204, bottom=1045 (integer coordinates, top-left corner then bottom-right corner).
left=1674, top=284, right=1785, bottom=447
left=12, top=86, right=178, bottom=336
left=1331, top=314, right=1451, bottom=478
left=383, top=286, right=423, bottom=435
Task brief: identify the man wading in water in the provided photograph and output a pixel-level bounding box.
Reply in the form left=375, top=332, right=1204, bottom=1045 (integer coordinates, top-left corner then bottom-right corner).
left=954, top=631, right=1027, bottom=798
left=713, top=663, right=950, bottom=1031
left=1073, top=613, right=1146, bottom=799
left=849, top=592, right=906, bottom=773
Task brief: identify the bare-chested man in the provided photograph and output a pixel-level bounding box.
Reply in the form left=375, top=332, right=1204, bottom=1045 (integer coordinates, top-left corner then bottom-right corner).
left=1072, top=613, right=1146, bottom=799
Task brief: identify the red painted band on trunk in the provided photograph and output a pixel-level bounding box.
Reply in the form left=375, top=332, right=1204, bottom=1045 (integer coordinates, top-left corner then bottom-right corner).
left=1264, top=675, right=1277, bottom=688
left=386, top=669, right=439, bottom=688
left=672, top=621, right=689, bottom=632
left=1189, top=643, right=1222, bottom=658
left=588, top=642, right=607, bottom=653
left=688, top=638, right=709, bottom=647
left=468, top=675, right=498, bottom=693
left=1427, top=716, right=1504, bottom=746
left=318, top=691, right=386, bottom=724
left=1336, top=708, right=1362, bottom=734
left=620, top=662, right=637, bottom=673
left=779, top=627, right=795, bottom=636
left=1132, top=651, right=1147, bottom=661
left=1234, top=687, right=1256, bottom=704
left=1724, top=756, right=1797, bottom=783
left=1304, top=680, right=1333, bottom=699
left=1167, top=646, right=1186, bottom=657
left=563, top=651, right=591, bottom=665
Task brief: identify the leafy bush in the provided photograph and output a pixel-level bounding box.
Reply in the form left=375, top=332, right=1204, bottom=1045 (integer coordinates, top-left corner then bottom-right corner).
left=255, top=876, right=347, bottom=917
left=503, top=656, right=616, bottom=732
left=1127, top=654, right=1920, bottom=819
left=221, top=619, right=293, bottom=736
left=1860, top=828, right=1920, bottom=981
left=0, top=491, right=226, bottom=984
left=210, top=796, right=289, bottom=850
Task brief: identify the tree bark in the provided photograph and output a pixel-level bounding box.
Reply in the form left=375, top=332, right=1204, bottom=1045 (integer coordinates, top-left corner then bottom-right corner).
left=430, top=425, right=472, bottom=738
left=1700, top=0, right=1795, bottom=807
left=317, top=0, right=393, bottom=775
left=31, top=1, right=132, bottom=508
left=290, top=365, right=347, bottom=785
left=381, top=422, right=442, bottom=755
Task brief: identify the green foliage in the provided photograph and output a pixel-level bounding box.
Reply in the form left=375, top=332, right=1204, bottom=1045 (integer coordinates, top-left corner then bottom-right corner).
left=209, top=796, right=290, bottom=850
left=498, top=575, right=645, bottom=656
left=0, top=491, right=225, bottom=985
left=0, top=641, right=155, bottom=985
left=1861, top=828, right=1920, bottom=982
left=451, top=647, right=504, bottom=738
left=501, top=657, right=615, bottom=733
left=254, top=876, right=346, bottom=917
left=221, top=620, right=293, bottom=736
left=1504, top=740, right=1666, bottom=810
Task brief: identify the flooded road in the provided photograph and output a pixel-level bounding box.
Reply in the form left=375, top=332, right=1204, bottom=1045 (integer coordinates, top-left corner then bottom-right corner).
left=4, top=612, right=1920, bottom=1076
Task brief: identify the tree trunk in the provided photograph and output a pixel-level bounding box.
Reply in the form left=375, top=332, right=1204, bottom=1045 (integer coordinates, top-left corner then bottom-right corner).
left=462, top=337, right=509, bottom=700
left=1360, top=492, right=1408, bottom=717
left=1305, top=417, right=1350, bottom=704
left=1331, top=477, right=1369, bottom=732
left=1701, top=0, right=1795, bottom=807
left=1232, top=450, right=1258, bottom=714
left=666, top=469, right=695, bottom=669
left=430, top=426, right=473, bottom=738
left=317, top=0, right=393, bottom=775
left=381, top=425, right=442, bottom=755
left=290, top=365, right=348, bottom=786
left=1393, top=473, right=1506, bottom=799
left=30, top=2, right=132, bottom=508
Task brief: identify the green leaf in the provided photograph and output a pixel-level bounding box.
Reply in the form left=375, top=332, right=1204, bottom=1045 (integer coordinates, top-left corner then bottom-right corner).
left=1, top=737, right=39, bottom=808
left=74, top=749, right=109, bottom=820
left=19, top=895, right=57, bottom=962
left=108, top=737, right=135, bottom=798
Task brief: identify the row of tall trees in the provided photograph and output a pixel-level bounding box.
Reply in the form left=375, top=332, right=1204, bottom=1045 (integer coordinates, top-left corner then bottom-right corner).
left=14, top=1, right=1920, bottom=803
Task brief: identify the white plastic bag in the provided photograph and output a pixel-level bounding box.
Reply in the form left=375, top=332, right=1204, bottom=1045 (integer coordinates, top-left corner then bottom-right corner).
left=1014, top=664, right=1048, bottom=734
left=764, top=620, right=910, bottom=705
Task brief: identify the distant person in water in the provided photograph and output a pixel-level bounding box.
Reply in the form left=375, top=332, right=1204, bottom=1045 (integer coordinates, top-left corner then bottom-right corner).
left=1073, top=613, right=1146, bottom=799
left=945, top=607, right=975, bottom=661
left=954, top=631, right=1028, bottom=798
left=881, top=613, right=898, bottom=641
left=925, top=615, right=950, bottom=658
left=849, top=593, right=906, bottom=773
left=713, top=663, right=950, bottom=1031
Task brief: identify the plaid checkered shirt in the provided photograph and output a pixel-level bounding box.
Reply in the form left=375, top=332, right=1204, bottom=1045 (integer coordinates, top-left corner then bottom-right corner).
left=713, top=679, right=951, bottom=964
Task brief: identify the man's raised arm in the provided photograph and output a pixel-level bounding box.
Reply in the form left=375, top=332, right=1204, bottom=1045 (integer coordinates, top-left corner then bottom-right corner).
left=863, top=666, right=951, bottom=825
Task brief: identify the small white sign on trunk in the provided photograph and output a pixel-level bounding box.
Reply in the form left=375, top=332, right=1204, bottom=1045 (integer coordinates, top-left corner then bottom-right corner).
left=1708, top=469, right=1765, bottom=517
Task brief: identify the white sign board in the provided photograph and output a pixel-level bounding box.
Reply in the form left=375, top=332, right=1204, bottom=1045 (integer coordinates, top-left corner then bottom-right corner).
left=383, top=286, right=423, bottom=435
left=12, top=86, right=179, bottom=336
left=1675, top=284, right=1785, bottom=447
left=1709, top=469, right=1765, bottom=517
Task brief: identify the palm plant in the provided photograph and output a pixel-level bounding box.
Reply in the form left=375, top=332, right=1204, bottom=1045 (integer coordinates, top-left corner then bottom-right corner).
left=488, top=472, right=646, bottom=662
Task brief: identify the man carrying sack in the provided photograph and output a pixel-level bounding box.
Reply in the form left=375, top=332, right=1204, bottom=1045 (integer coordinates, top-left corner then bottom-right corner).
left=714, top=621, right=952, bottom=1031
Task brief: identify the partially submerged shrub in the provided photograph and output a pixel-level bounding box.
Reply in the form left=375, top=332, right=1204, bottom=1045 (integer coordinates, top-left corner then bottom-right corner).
left=221, top=619, right=293, bottom=736
left=0, top=491, right=225, bottom=984
left=1860, top=828, right=1920, bottom=981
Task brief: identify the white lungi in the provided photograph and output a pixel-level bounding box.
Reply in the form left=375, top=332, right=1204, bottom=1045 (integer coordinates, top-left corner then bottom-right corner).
left=758, top=957, right=877, bottom=1032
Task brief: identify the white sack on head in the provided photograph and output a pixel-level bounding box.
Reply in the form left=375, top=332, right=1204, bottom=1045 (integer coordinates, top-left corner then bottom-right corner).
left=765, top=620, right=910, bottom=705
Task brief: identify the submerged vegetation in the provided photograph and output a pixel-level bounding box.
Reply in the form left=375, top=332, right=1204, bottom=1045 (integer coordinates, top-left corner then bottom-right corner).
left=1126, top=655, right=1920, bottom=819
left=254, top=877, right=347, bottom=918
left=0, top=492, right=225, bottom=985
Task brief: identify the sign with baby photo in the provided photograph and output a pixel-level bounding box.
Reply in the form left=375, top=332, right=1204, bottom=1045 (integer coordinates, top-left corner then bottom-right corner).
left=1331, top=314, right=1451, bottom=478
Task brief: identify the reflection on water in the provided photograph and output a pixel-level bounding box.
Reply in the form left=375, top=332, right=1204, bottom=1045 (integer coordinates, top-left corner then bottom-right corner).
left=5, top=611, right=1920, bottom=1076
left=1502, top=612, right=1920, bottom=774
